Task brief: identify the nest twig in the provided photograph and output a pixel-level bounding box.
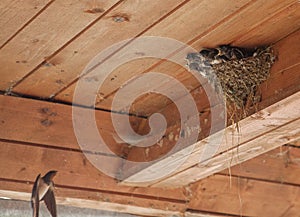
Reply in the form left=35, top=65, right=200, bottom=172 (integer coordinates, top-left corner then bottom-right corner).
left=212, top=46, right=275, bottom=108
left=187, top=45, right=276, bottom=117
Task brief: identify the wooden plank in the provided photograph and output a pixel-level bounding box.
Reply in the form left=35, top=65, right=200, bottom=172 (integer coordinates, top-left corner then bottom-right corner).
left=120, top=26, right=300, bottom=177
left=266, top=28, right=300, bottom=75
left=220, top=146, right=300, bottom=185
left=122, top=28, right=300, bottom=165
left=92, top=0, right=253, bottom=112
left=12, top=0, right=188, bottom=98
left=0, top=0, right=51, bottom=47
left=53, top=0, right=251, bottom=104
left=0, top=94, right=144, bottom=157
left=122, top=91, right=300, bottom=186
left=291, top=140, right=300, bottom=147
left=2, top=175, right=300, bottom=217
left=188, top=0, right=297, bottom=48
left=260, top=63, right=300, bottom=105
left=155, top=29, right=300, bottom=128
left=188, top=175, right=300, bottom=217
left=128, top=0, right=300, bottom=119
left=120, top=29, right=300, bottom=186
left=0, top=187, right=184, bottom=217
left=0, top=0, right=120, bottom=90
left=185, top=212, right=235, bottom=217
left=0, top=140, right=188, bottom=205
left=234, top=2, right=300, bottom=46
left=83, top=61, right=192, bottom=115
left=156, top=118, right=300, bottom=187
left=95, top=0, right=298, bottom=116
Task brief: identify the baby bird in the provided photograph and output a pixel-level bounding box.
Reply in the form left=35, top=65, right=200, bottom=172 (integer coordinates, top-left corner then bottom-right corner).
left=216, top=45, right=252, bottom=60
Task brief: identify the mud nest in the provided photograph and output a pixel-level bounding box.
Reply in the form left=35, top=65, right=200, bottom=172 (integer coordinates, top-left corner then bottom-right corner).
left=186, top=45, right=276, bottom=109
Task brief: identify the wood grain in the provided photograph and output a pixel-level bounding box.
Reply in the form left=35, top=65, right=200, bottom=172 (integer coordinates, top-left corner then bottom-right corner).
left=0, top=0, right=120, bottom=90
left=12, top=0, right=187, bottom=98
left=122, top=91, right=300, bottom=186
left=0, top=140, right=188, bottom=204
left=53, top=0, right=251, bottom=105
left=124, top=0, right=299, bottom=118
left=0, top=94, right=143, bottom=155
left=219, top=146, right=300, bottom=185
left=94, top=0, right=253, bottom=112
left=155, top=117, right=300, bottom=187
left=189, top=0, right=297, bottom=48
left=95, top=0, right=298, bottom=117
left=234, top=2, right=300, bottom=46
left=0, top=0, right=51, bottom=47
left=118, top=28, right=300, bottom=185
left=0, top=186, right=185, bottom=217
left=188, top=174, right=300, bottom=217
left=154, top=28, right=300, bottom=129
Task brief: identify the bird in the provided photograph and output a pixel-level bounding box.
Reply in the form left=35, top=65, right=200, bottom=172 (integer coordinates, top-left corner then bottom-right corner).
left=31, top=170, right=57, bottom=217
left=186, top=52, right=214, bottom=77
left=216, top=44, right=254, bottom=60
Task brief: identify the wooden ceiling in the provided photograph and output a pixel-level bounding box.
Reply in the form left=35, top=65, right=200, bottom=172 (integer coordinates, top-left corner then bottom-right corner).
left=1, top=0, right=300, bottom=216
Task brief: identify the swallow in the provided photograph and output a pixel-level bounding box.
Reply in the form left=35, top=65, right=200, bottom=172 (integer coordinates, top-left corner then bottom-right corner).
left=31, top=170, right=57, bottom=217
left=199, top=48, right=218, bottom=60
left=217, top=45, right=253, bottom=60
left=199, top=48, right=223, bottom=64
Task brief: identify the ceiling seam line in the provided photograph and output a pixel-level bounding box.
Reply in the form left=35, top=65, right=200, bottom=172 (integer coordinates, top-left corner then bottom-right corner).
left=147, top=117, right=300, bottom=187
left=0, top=0, right=56, bottom=50
left=9, top=0, right=126, bottom=93
left=232, top=1, right=299, bottom=44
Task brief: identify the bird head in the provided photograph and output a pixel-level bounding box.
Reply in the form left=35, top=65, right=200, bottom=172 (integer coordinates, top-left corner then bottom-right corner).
left=43, top=170, right=57, bottom=184
left=217, top=45, right=231, bottom=55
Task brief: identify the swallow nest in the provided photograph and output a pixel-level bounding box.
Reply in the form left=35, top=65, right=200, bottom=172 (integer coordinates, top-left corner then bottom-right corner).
left=186, top=45, right=276, bottom=109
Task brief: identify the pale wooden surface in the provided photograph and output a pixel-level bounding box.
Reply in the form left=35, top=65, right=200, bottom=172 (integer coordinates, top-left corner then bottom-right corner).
left=155, top=117, right=300, bottom=187
left=0, top=1, right=300, bottom=216
left=120, top=29, right=300, bottom=185
left=122, top=91, right=300, bottom=186
left=0, top=0, right=120, bottom=89
left=12, top=0, right=186, bottom=98
left=0, top=0, right=51, bottom=47
left=188, top=174, right=300, bottom=217
left=220, top=145, right=300, bottom=185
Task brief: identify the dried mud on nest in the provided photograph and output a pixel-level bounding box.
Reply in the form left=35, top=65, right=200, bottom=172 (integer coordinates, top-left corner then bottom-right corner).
left=187, top=46, right=276, bottom=120
left=212, top=47, right=275, bottom=108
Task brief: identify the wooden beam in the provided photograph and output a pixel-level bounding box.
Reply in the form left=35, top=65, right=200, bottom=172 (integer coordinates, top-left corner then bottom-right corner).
left=185, top=212, right=235, bottom=217
left=219, top=145, right=300, bottom=185
left=291, top=140, right=300, bottom=147
left=187, top=174, right=300, bottom=217
left=0, top=94, right=143, bottom=157
left=156, top=117, right=300, bottom=187
left=122, top=91, right=300, bottom=187
left=234, top=2, right=300, bottom=46
left=0, top=94, right=195, bottom=211
left=0, top=140, right=190, bottom=216
left=2, top=174, right=300, bottom=217
left=120, top=28, right=300, bottom=186
left=0, top=188, right=183, bottom=217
